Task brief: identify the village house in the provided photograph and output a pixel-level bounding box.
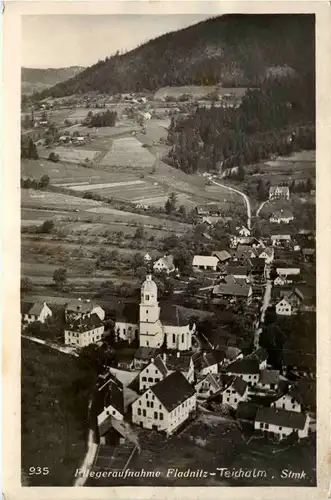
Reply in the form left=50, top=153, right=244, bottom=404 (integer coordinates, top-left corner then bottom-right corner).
left=257, top=369, right=280, bottom=391
left=221, top=376, right=248, bottom=409
left=65, top=298, right=105, bottom=321
left=274, top=287, right=310, bottom=316
left=193, top=350, right=220, bottom=376
left=271, top=385, right=302, bottom=413
left=269, top=186, right=290, bottom=200
left=153, top=255, right=175, bottom=274
left=139, top=354, right=168, bottom=392
left=196, top=204, right=222, bottom=217
left=195, top=373, right=222, bottom=400
left=21, top=301, right=52, bottom=325
left=274, top=274, right=303, bottom=286
left=192, top=255, right=219, bottom=272
left=220, top=264, right=251, bottom=281
left=276, top=264, right=301, bottom=276
left=247, top=258, right=266, bottom=282
left=95, top=371, right=124, bottom=431
left=226, top=357, right=260, bottom=387
left=234, top=245, right=258, bottom=261
left=64, top=313, right=104, bottom=347
left=212, top=249, right=232, bottom=264
left=257, top=247, right=274, bottom=264
left=212, top=283, right=253, bottom=304
left=131, top=371, right=196, bottom=435
left=223, top=346, right=243, bottom=367
left=133, top=346, right=161, bottom=370
left=236, top=225, right=251, bottom=237
left=270, top=209, right=294, bottom=224
left=271, top=234, right=292, bottom=247
left=246, top=347, right=268, bottom=371
left=166, top=352, right=195, bottom=383
left=254, top=407, right=310, bottom=441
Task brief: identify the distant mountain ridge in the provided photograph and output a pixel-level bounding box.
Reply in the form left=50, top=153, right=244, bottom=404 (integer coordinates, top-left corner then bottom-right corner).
left=31, top=14, right=314, bottom=99
left=22, top=66, right=85, bottom=95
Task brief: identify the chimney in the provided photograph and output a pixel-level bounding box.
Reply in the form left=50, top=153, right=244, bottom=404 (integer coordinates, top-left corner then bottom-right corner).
left=151, top=357, right=154, bottom=363
left=176, top=351, right=180, bottom=358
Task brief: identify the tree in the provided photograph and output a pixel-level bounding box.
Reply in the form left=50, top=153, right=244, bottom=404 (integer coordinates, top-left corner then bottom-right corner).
left=165, top=192, right=177, bottom=214
left=186, top=280, right=200, bottom=296
left=21, top=277, right=33, bottom=293
left=48, top=152, right=60, bottom=162
left=178, top=205, right=186, bottom=217
left=39, top=174, right=50, bottom=189
left=40, top=220, right=54, bottom=233
left=257, top=179, right=267, bottom=201
left=53, top=267, right=67, bottom=288
left=237, top=164, right=245, bottom=182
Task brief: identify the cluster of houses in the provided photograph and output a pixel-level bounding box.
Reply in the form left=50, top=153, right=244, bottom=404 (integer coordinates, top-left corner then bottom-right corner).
left=93, top=342, right=313, bottom=442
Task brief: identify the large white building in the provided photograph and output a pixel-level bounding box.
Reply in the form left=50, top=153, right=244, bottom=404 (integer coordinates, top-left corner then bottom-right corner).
left=64, top=313, right=104, bottom=347
left=132, top=371, right=196, bottom=435
left=115, top=275, right=195, bottom=351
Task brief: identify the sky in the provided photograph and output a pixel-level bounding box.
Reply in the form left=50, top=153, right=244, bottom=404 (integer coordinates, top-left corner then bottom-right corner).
left=22, top=15, right=211, bottom=68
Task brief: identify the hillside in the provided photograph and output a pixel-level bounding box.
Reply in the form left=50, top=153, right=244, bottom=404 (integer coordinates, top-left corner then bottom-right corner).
left=32, top=14, right=314, bottom=99
left=22, top=66, right=85, bottom=95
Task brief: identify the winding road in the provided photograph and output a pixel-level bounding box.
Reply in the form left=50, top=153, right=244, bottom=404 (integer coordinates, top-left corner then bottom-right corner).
left=210, top=179, right=252, bottom=229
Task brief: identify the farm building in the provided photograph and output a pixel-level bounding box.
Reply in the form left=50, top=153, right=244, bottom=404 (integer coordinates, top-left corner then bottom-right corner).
left=254, top=407, right=310, bottom=441
left=270, top=209, right=294, bottom=224
left=269, top=186, right=290, bottom=200
left=21, top=301, right=52, bottom=325
left=192, top=255, right=219, bottom=271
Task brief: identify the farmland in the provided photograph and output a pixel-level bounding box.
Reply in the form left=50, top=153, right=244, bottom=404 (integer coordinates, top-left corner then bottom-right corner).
left=100, top=137, right=156, bottom=168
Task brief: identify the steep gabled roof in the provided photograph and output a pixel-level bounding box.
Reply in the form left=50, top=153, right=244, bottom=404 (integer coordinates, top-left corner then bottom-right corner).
left=232, top=376, right=248, bottom=396
left=65, top=313, right=103, bottom=333
left=151, top=372, right=195, bottom=412
left=28, top=301, right=48, bottom=316
left=154, top=355, right=168, bottom=377
left=227, top=357, right=260, bottom=375
left=259, top=369, right=280, bottom=385
left=166, top=352, right=193, bottom=372
left=134, top=346, right=161, bottom=361
left=95, top=372, right=124, bottom=417
left=255, top=407, right=307, bottom=430
left=65, top=299, right=98, bottom=314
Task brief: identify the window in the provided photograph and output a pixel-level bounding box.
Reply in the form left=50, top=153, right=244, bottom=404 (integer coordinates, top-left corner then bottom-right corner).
left=145, top=294, right=150, bottom=301
left=112, top=410, right=116, bottom=415
left=154, top=412, right=158, bottom=419
left=234, top=398, right=237, bottom=403
left=152, top=395, right=155, bottom=400
left=148, top=377, right=153, bottom=382
left=142, top=377, right=146, bottom=382
left=181, top=334, right=184, bottom=343
left=146, top=310, right=148, bottom=314
left=146, top=393, right=149, bottom=398
left=260, top=423, right=263, bottom=429
left=143, top=409, right=146, bottom=416
left=292, top=404, right=296, bottom=409
left=151, top=402, right=154, bottom=408
left=139, top=401, right=141, bottom=406
left=265, top=424, right=269, bottom=429
left=155, top=378, right=160, bottom=383
left=146, top=369, right=149, bottom=374
left=279, top=426, right=282, bottom=430
left=172, top=334, right=176, bottom=344
left=147, top=401, right=150, bottom=408
left=159, top=404, right=162, bottom=409
left=160, top=413, right=163, bottom=420
left=123, top=329, right=126, bottom=335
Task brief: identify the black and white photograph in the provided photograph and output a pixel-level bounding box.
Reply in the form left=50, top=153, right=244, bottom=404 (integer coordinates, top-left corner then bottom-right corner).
left=16, top=6, right=321, bottom=491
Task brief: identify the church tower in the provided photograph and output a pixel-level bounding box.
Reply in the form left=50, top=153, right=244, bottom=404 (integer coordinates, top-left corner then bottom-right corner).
left=139, top=275, right=164, bottom=348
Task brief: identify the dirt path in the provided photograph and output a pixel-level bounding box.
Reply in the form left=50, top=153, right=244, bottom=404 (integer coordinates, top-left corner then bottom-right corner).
left=210, top=179, right=252, bottom=229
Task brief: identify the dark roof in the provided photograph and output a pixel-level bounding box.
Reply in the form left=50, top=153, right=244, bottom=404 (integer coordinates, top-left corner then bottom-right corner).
left=134, top=346, right=160, bottom=361
left=212, top=250, right=232, bottom=262
left=225, top=346, right=242, bottom=360
left=21, top=301, right=33, bottom=315
left=65, top=299, right=97, bottom=314
left=116, top=303, right=140, bottom=323
left=255, top=407, right=307, bottom=430
left=213, top=283, right=251, bottom=297
left=151, top=372, right=195, bottom=412
left=95, top=372, right=124, bottom=417
left=160, top=304, right=190, bottom=327
left=259, top=369, right=280, bottom=385
left=232, top=376, right=248, bottom=396
left=222, top=265, right=250, bottom=276
left=154, top=355, right=168, bottom=377
left=227, top=357, right=260, bottom=375
left=65, top=313, right=103, bottom=332
left=248, top=258, right=265, bottom=270
left=236, top=402, right=260, bottom=420
left=28, top=301, right=48, bottom=316
left=247, top=347, right=268, bottom=363
left=166, top=352, right=192, bottom=372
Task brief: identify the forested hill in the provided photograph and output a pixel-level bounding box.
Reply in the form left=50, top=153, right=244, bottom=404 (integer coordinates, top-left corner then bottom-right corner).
left=32, top=14, right=314, bottom=99
left=22, top=66, right=85, bottom=95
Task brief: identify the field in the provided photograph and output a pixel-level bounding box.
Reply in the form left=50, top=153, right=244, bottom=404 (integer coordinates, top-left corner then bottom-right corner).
left=39, top=146, right=100, bottom=163
left=100, top=137, right=156, bottom=168
left=21, top=339, right=87, bottom=486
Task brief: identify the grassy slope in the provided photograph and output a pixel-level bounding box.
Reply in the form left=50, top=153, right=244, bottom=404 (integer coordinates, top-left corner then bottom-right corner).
left=21, top=338, right=88, bottom=486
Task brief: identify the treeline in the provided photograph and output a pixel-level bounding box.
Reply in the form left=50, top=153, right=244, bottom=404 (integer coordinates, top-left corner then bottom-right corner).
left=21, top=137, right=38, bottom=160
left=166, top=77, right=315, bottom=174
left=85, top=109, right=117, bottom=128
left=30, top=15, right=314, bottom=99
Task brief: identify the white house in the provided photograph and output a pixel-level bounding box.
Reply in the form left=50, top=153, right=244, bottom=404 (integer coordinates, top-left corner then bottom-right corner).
left=271, top=385, right=302, bottom=413
left=192, top=255, right=218, bottom=271
left=195, top=373, right=222, bottom=400
left=275, top=297, right=293, bottom=316
left=226, top=357, right=260, bottom=387
left=271, top=235, right=291, bottom=247
left=21, top=301, right=52, bottom=325
left=270, top=209, right=294, bottom=224
left=254, top=407, right=310, bottom=441
left=96, top=372, right=124, bottom=429
left=153, top=255, right=175, bottom=274
left=221, top=376, right=248, bottom=409
left=64, top=313, right=104, bottom=347
left=131, top=371, right=196, bottom=435
left=236, top=225, right=251, bottom=237
left=114, top=321, right=139, bottom=344
left=65, top=299, right=105, bottom=321
left=193, top=351, right=219, bottom=376
left=269, top=186, right=290, bottom=200
left=139, top=354, right=168, bottom=392
left=257, top=369, right=280, bottom=391
left=275, top=288, right=304, bottom=316
left=258, top=247, right=274, bottom=264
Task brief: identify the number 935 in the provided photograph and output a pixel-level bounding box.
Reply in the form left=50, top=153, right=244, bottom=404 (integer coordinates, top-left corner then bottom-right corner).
left=28, top=467, right=49, bottom=475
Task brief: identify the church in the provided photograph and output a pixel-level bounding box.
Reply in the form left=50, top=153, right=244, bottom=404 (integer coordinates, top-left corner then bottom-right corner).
left=115, top=275, right=195, bottom=351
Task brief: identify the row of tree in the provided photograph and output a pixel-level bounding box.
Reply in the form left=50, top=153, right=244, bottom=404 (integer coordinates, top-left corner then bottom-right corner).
left=84, top=109, right=117, bottom=128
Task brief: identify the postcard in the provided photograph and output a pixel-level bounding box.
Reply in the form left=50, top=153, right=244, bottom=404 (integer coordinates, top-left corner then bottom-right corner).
left=2, top=1, right=330, bottom=499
